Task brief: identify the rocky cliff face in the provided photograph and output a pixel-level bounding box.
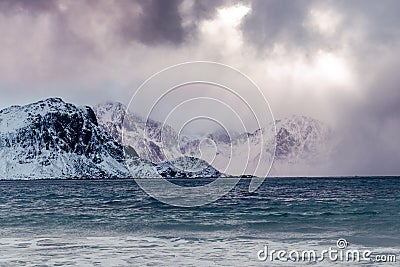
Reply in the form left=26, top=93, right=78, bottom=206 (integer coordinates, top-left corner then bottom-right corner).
left=0, top=98, right=130, bottom=179
left=93, top=102, right=181, bottom=163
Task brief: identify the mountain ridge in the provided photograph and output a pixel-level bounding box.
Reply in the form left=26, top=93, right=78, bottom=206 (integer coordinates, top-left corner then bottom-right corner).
left=0, top=98, right=130, bottom=179
left=94, top=101, right=334, bottom=176
left=0, top=98, right=227, bottom=179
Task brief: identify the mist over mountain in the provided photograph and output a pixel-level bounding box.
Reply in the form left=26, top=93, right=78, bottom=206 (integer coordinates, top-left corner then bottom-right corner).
left=270, top=116, right=335, bottom=176
left=94, top=102, right=334, bottom=176
left=93, top=102, right=180, bottom=163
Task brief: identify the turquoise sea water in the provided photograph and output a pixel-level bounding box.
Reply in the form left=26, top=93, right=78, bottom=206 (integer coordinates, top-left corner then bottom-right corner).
left=0, top=177, right=398, bottom=266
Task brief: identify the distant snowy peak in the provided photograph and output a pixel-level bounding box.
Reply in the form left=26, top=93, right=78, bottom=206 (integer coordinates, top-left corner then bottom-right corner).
left=94, top=102, right=334, bottom=176
left=94, top=102, right=180, bottom=163
left=0, top=98, right=98, bottom=133
left=92, top=101, right=127, bottom=143
left=0, top=98, right=130, bottom=179
left=274, top=115, right=333, bottom=163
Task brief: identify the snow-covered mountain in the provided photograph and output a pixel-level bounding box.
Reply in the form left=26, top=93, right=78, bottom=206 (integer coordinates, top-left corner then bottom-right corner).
left=93, top=102, right=229, bottom=178
left=269, top=115, right=335, bottom=176
left=93, top=102, right=275, bottom=177
left=0, top=98, right=227, bottom=179
left=274, top=115, right=333, bottom=163
left=93, top=102, right=182, bottom=163
left=0, top=98, right=131, bottom=179
left=94, top=102, right=334, bottom=177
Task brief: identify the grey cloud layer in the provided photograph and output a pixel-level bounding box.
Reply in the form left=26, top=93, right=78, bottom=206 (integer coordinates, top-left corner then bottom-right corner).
left=2, top=0, right=400, bottom=46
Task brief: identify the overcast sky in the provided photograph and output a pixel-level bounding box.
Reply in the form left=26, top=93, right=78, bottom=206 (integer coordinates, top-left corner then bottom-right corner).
left=0, top=0, right=399, bottom=175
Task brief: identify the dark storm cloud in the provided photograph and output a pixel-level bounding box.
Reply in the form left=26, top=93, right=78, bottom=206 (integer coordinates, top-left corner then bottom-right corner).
left=124, top=0, right=228, bottom=45
left=0, top=0, right=187, bottom=46
left=334, top=50, right=400, bottom=175
left=0, top=0, right=228, bottom=46
left=235, top=0, right=400, bottom=174
left=190, top=0, right=228, bottom=19
left=121, top=0, right=185, bottom=45
left=332, top=1, right=400, bottom=175
left=241, top=0, right=314, bottom=50
left=0, top=0, right=56, bottom=14
left=334, top=0, right=400, bottom=43
left=241, top=0, right=400, bottom=50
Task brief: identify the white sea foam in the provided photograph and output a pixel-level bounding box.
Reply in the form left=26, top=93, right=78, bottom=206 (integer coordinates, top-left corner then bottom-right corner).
left=0, top=235, right=397, bottom=266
